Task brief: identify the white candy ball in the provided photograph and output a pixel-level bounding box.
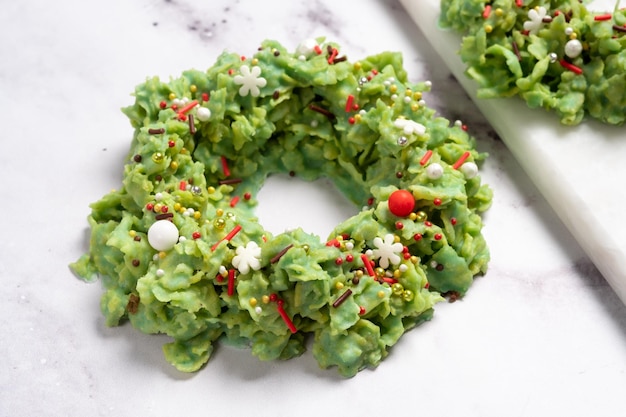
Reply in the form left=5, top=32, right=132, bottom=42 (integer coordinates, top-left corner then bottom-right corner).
left=147, top=220, right=179, bottom=251
left=296, top=38, right=318, bottom=56
left=196, top=107, right=211, bottom=122
left=426, top=163, right=443, bottom=180
left=460, top=162, right=478, bottom=179
left=564, top=39, right=583, bottom=58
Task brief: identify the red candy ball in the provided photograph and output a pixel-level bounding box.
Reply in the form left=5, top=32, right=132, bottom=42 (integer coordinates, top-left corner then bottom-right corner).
left=388, top=189, right=415, bottom=217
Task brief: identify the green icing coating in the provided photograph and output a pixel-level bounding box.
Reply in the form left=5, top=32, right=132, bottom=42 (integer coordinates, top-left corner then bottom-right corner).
left=70, top=39, right=492, bottom=377
left=440, top=0, right=626, bottom=125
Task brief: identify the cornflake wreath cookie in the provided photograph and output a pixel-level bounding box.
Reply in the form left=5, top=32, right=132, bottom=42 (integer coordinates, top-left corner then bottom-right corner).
left=440, top=0, right=626, bottom=125
left=71, top=38, right=492, bottom=377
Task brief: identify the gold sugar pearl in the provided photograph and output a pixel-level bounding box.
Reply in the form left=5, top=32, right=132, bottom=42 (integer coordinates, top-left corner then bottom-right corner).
left=302, top=244, right=310, bottom=253
left=335, top=282, right=344, bottom=290
left=354, top=270, right=364, bottom=278
left=402, top=290, right=414, bottom=302
left=170, top=161, right=179, bottom=170
left=249, top=297, right=257, bottom=307
left=193, top=212, right=201, bottom=220
left=129, top=230, right=137, bottom=238
left=570, top=33, right=577, bottom=40
left=226, top=212, right=235, bottom=218
left=409, top=212, right=418, bottom=221
left=213, top=218, right=226, bottom=229
left=410, top=256, right=419, bottom=264
left=415, top=211, right=427, bottom=222
left=354, top=62, right=362, bottom=70
left=393, top=269, right=401, bottom=279
left=168, top=92, right=176, bottom=100
left=216, top=209, right=224, bottom=217
left=158, top=251, right=167, bottom=259
left=190, top=85, right=197, bottom=93
left=411, top=103, right=420, bottom=112
left=251, top=58, right=259, bottom=65
left=404, top=89, right=412, bottom=97
left=375, top=267, right=385, bottom=277
left=393, top=235, right=401, bottom=243
left=412, top=92, right=422, bottom=100
left=354, top=114, right=362, bottom=122
left=262, top=295, right=270, bottom=304
left=151, top=152, right=164, bottom=163
left=485, top=24, right=493, bottom=33
left=173, top=203, right=182, bottom=212
left=495, top=8, right=503, bottom=16
left=389, top=85, right=398, bottom=93
left=392, top=283, right=404, bottom=295
left=377, top=290, right=386, bottom=299
left=207, top=186, right=215, bottom=194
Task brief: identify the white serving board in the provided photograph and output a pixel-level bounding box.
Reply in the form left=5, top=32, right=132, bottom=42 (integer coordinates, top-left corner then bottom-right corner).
left=400, top=0, right=626, bottom=304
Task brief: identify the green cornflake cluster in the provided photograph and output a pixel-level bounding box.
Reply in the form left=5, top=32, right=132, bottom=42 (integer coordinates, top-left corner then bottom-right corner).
left=440, top=0, right=626, bottom=125
left=70, top=39, right=492, bottom=377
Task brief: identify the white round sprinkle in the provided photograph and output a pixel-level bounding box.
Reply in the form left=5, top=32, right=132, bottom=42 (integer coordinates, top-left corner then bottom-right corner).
left=196, top=107, right=211, bottom=122
left=147, top=220, right=179, bottom=251
left=399, top=264, right=408, bottom=272
left=460, top=162, right=479, bottom=179
left=156, top=269, right=165, bottom=277
left=254, top=306, right=263, bottom=314
left=564, top=39, right=583, bottom=58
left=154, top=192, right=163, bottom=201
left=426, top=163, right=443, bottom=180
left=565, top=27, right=574, bottom=36
left=296, top=38, right=318, bottom=56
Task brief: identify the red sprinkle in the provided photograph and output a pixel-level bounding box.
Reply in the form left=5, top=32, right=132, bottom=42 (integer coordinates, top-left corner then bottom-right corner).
left=434, top=233, right=443, bottom=241
left=327, top=47, right=339, bottom=64
left=179, top=100, right=198, bottom=115
left=359, top=306, right=366, bottom=315
left=515, top=0, right=523, bottom=6
left=594, top=14, right=612, bottom=21
left=201, top=92, right=210, bottom=102
left=395, top=221, right=404, bottom=230
left=361, top=254, right=376, bottom=277
left=277, top=302, right=297, bottom=333
left=211, top=225, right=242, bottom=251
left=348, top=117, right=355, bottom=125
left=433, top=198, right=442, bottom=206
left=452, top=151, right=471, bottom=170
left=482, top=4, right=492, bottom=18
left=345, top=95, right=355, bottom=112
left=335, top=257, right=343, bottom=265
left=244, top=192, right=252, bottom=200
left=420, top=150, right=433, bottom=166
left=192, top=231, right=201, bottom=239
left=159, top=101, right=167, bottom=109
left=221, top=156, right=231, bottom=177
left=414, top=233, right=423, bottom=241
left=346, top=254, right=354, bottom=262
left=313, top=45, right=323, bottom=55
left=559, top=59, right=583, bottom=75
left=227, top=269, right=236, bottom=296
left=230, top=196, right=240, bottom=208
left=179, top=180, right=187, bottom=191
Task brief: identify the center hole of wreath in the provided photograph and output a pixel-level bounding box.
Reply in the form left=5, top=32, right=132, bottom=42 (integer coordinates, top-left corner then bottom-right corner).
left=256, top=174, right=359, bottom=239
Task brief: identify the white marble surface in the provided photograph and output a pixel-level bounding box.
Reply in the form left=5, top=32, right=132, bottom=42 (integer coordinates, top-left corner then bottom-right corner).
left=1, top=1, right=625, bottom=416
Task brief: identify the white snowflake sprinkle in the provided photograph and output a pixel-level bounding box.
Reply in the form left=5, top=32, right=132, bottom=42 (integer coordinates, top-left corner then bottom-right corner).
left=523, top=7, right=548, bottom=35
left=232, top=241, right=262, bottom=274
left=371, top=234, right=403, bottom=269
left=394, top=118, right=426, bottom=136
left=233, top=65, right=267, bottom=97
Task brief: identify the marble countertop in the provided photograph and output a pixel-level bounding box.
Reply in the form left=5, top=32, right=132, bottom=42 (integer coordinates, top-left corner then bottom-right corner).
left=1, top=1, right=625, bottom=416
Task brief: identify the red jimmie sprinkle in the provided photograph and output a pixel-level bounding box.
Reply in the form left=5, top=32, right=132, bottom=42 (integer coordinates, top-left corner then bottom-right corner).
left=483, top=4, right=492, bottom=18
left=452, top=151, right=471, bottom=170
left=221, top=156, right=231, bottom=177
left=229, top=196, right=240, bottom=208
left=420, top=150, right=433, bottom=166
left=559, top=59, right=583, bottom=75
left=361, top=254, right=376, bottom=277
left=276, top=301, right=297, bottom=333
left=211, top=225, right=242, bottom=251
left=594, top=13, right=612, bottom=21
left=345, top=94, right=355, bottom=112
left=227, top=269, right=236, bottom=296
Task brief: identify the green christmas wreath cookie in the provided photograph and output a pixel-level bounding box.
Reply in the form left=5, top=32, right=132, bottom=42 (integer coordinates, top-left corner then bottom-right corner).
left=71, top=38, right=492, bottom=377
left=440, top=0, right=626, bottom=125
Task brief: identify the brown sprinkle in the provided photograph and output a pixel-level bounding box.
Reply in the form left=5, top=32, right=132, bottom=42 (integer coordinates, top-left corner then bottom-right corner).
left=148, top=128, right=165, bottom=134
left=127, top=294, right=140, bottom=314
